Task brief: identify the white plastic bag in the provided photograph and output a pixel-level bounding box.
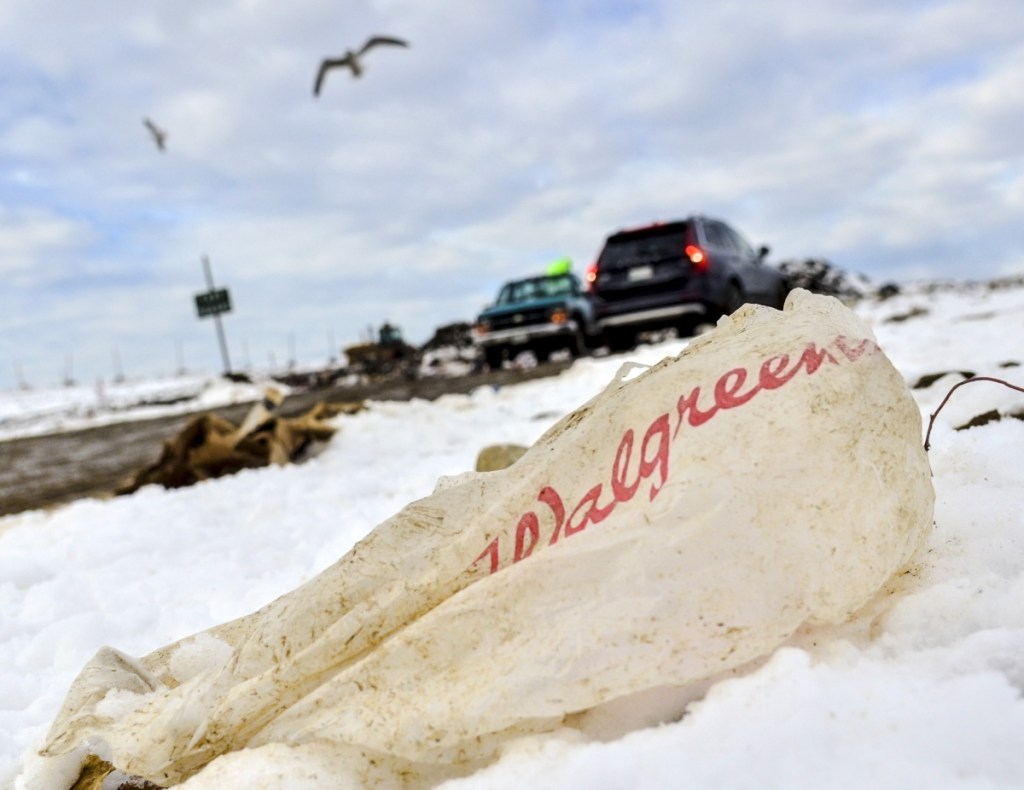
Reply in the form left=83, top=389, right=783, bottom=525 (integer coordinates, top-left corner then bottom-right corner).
left=24, top=290, right=934, bottom=788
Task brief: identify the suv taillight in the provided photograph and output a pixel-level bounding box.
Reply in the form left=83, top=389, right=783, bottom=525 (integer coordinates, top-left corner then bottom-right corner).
left=583, top=261, right=598, bottom=290
left=685, top=244, right=709, bottom=273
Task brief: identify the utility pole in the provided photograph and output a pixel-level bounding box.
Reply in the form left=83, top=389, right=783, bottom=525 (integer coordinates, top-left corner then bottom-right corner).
left=13, top=360, right=29, bottom=390
left=112, top=347, right=125, bottom=383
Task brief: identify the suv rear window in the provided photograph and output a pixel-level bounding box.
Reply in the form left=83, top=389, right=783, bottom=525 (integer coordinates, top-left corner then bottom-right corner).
left=598, top=223, right=690, bottom=270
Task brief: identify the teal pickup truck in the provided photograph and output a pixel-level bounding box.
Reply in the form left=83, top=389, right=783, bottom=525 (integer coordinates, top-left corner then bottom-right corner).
left=472, top=271, right=602, bottom=370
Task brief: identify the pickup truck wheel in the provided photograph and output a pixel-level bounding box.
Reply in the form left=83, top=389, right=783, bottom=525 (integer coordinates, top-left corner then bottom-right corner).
left=676, top=316, right=699, bottom=339
left=566, top=327, right=585, bottom=359
left=484, top=347, right=505, bottom=371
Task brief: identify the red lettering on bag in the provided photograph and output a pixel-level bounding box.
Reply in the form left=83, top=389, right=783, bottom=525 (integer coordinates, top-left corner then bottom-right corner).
left=797, top=342, right=838, bottom=374
left=565, top=484, right=616, bottom=535
left=835, top=335, right=877, bottom=362
left=675, top=386, right=717, bottom=436
left=758, top=354, right=797, bottom=389
left=476, top=537, right=500, bottom=575
left=611, top=429, right=641, bottom=503
left=640, top=414, right=670, bottom=500
left=714, top=367, right=759, bottom=410
left=540, top=485, right=566, bottom=545
left=473, top=333, right=878, bottom=575
left=514, top=512, right=539, bottom=562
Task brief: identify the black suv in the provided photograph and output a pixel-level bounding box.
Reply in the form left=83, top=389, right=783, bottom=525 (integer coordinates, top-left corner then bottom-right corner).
left=584, top=216, right=790, bottom=350
left=473, top=272, right=600, bottom=369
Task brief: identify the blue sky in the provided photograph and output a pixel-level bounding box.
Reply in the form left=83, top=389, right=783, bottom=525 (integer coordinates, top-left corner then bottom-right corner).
left=1, top=0, right=1022, bottom=389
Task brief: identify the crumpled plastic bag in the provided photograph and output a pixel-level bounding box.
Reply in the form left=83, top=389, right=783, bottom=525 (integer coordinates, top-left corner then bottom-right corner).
left=20, top=290, right=935, bottom=789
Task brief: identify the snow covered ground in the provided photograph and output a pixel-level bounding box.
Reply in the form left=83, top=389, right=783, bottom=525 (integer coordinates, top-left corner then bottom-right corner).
left=0, top=374, right=286, bottom=442
left=2, top=281, right=1023, bottom=789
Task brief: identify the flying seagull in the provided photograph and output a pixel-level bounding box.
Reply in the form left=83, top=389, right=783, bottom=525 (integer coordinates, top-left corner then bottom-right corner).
left=313, top=35, right=409, bottom=97
left=142, top=117, right=167, bottom=152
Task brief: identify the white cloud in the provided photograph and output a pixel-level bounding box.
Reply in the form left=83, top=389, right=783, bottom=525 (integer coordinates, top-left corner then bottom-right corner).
left=0, top=208, right=95, bottom=283
left=1, top=0, right=1023, bottom=387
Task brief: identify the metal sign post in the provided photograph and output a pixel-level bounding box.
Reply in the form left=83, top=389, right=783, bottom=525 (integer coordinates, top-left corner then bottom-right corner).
left=194, top=255, right=233, bottom=374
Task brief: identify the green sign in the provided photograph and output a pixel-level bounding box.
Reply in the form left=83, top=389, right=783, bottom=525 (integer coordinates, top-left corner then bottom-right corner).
left=195, top=288, right=232, bottom=318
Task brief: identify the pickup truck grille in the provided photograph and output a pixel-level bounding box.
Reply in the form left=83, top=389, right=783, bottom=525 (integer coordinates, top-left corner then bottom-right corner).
left=488, top=306, right=550, bottom=331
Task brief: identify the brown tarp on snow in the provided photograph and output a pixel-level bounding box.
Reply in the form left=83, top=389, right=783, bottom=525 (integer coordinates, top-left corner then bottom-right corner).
left=116, top=391, right=365, bottom=494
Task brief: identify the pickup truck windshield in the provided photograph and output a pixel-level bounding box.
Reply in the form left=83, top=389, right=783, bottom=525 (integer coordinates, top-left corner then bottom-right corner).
left=496, top=275, right=577, bottom=305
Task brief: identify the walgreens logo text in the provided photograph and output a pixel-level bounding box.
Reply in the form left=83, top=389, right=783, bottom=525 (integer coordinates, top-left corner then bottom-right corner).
left=473, top=335, right=879, bottom=575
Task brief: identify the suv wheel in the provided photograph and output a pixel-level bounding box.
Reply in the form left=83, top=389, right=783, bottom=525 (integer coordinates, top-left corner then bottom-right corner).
left=724, top=282, right=746, bottom=316
left=676, top=316, right=700, bottom=339
left=484, top=347, right=505, bottom=371
left=606, top=328, right=635, bottom=353
left=775, top=280, right=791, bottom=309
